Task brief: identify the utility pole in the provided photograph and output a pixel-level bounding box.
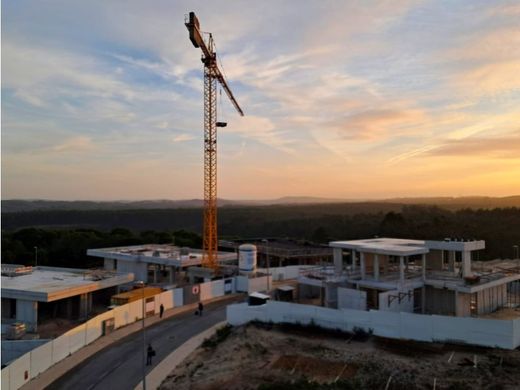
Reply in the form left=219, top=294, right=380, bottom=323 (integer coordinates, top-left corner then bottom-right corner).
left=34, top=246, right=38, bottom=267
left=136, top=281, right=147, bottom=390
left=262, top=239, right=270, bottom=292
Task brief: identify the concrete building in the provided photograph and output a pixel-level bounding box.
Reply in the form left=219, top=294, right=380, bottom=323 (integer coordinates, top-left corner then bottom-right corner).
left=88, top=244, right=237, bottom=285
left=219, top=238, right=333, bottom=267
left=298, top=237, right=520, bottom=317
left=1, top=265, right=134, bottom=332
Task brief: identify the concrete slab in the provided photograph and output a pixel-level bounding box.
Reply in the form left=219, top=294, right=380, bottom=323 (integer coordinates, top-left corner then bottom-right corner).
left=1, top=266, right=134, bottom=302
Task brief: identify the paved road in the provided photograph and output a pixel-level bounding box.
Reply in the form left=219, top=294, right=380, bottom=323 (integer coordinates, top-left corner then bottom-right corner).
left=47, top=299, right=233, bottom=390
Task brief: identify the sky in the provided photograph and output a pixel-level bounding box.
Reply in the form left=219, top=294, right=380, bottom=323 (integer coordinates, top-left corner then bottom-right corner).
left=2, top=0, right=520, bottom=200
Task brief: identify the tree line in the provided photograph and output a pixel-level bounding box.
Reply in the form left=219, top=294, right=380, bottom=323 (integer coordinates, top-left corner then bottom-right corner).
left=2, top=205, right=520, bottom=267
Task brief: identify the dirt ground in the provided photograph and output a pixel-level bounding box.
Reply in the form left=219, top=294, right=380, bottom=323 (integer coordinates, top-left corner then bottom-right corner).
left=159, top=323, right=520, bottom=390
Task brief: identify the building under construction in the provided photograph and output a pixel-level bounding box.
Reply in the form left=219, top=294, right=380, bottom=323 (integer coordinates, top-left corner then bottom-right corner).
left=219, top=238, right=333, bottom=268
left=298, top=237, right=520, bottom=317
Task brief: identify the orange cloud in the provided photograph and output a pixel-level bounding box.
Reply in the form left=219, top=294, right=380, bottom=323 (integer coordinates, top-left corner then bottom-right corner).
left=426, top=131, right=520, bottom=159
left=332, top=108, right=425, bottom=140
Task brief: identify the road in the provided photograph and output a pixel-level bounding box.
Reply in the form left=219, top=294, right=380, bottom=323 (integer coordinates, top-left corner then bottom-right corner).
left=47, top=299, right=233, bottom=390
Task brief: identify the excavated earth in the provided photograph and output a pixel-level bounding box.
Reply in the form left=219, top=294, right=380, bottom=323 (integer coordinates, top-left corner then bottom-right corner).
left=159, top=322, right=520, bottom=390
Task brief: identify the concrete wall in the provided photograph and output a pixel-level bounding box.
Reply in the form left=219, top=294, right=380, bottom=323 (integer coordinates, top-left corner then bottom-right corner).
left=1, top=278, right=230, bottom=390
left=256, top=266, right=313, bottom=281
left=227, top=301, right=520, bottom=350
left=427, top=250, right=444, bottom=271
left=379, top=289, right=414, bottom=313
left=337, top=287, right=366, bottom=310
left=425, top=286, right=455, bottom=315
left=118, top=260, right=147, bottom=282
left=1, top=340, right=50, bottom=366
left=15, top=300, right=38, bottom=332
left=235, top=275, right=272, bottom=293
left=456, top=292, right=471, bottom=317
left=514, top=318, right=520, bottom=348
left=477, top=285, right=507, bottom=315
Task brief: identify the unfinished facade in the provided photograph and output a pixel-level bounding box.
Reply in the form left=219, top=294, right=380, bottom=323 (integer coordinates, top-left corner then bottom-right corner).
left=298, top=238, right=520, bottom=317
left=88, top=244, right=237, bottom=286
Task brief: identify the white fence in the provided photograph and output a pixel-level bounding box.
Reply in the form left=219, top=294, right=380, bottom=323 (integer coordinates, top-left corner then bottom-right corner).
left=257, top=265, right=313, bottom=281
left=1, top=275, right=240, bottom=390
left=1, top=340, right=51, bottom=366
left=227, top=301, right=520, bottom=350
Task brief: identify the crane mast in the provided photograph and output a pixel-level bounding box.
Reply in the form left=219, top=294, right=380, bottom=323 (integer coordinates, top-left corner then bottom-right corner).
left=185, top=12, right=244, bottom=269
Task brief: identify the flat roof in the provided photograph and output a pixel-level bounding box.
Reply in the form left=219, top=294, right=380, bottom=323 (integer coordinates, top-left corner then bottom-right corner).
left=330, top=238, right=428, bottom=256
left=88, top=244, right=237, bottom=267
left=1, top=266, right=134, bottom=302
left=329, top=237, right=485, bottom=255
left=249, top=292, right=270, bottom=300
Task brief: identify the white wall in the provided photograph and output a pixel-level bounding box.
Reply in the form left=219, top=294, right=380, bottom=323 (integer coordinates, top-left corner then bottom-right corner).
left=379, top=289, right=414, bottom=313
left=235, top=276, right=248, bottom=292
left=514, top=318, right=520, bottom=348
left=337, top=287, right=366, bottom=310
left=174, top=288, right=183, bottom=307
left=1, top=277, right=234, bottom=390
left=118, top=260, right=147, bottom=282
left=257, top=265, right=313, bottom=281
left=15, top=300, right=38, bottom=332
left=227, top=301, right=519, bottom=350
left=247, top=276, right=272, bottom=293
left=1, top=340, right=50, bottom=365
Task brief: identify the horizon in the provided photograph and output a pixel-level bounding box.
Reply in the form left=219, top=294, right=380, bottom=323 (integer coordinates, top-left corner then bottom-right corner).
left=3, top=194, right=520, bottom=203
left=2, top=1, right=520, bottom=200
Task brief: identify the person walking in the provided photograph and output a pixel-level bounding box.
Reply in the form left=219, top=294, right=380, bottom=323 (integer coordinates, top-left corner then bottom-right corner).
left=159, top=303, right=164, bottom=318
left=146, top=344, right=155, bottom=366
left=198, top=302, right=204, bottom=316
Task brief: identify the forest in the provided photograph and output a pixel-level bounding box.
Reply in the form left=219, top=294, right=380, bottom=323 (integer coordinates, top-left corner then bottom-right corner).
left=2, top=204, right=520, bottom=268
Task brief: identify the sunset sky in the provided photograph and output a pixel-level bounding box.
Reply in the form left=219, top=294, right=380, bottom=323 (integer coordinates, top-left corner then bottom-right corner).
left=2, top=1, right=519, bottom=200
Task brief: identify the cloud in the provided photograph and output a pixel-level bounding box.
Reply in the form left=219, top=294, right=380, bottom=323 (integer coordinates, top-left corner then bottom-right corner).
left=52, top=136, right=96, bottom=153
left=225, top=115, right=293, bottom=153
left=331, top=108, right=425, bottom=140
left=425, top=132, right=520, bottom=159
left=171, top=134, right=195, bottom=143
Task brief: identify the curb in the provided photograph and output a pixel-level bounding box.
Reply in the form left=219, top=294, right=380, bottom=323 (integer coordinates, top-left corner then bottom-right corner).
left=134, top=321, right=227, bottom=390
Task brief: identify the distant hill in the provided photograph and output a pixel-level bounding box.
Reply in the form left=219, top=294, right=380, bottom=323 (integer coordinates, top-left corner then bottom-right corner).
left=379, top=196, right=520, bottom=210
left=2, top=195, right=519, bottom=213
left=0, top=196, right=349, bottom=212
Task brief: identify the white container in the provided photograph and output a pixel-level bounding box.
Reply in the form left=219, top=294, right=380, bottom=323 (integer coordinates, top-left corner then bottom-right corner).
left=239, top=244, right=257, bottom=272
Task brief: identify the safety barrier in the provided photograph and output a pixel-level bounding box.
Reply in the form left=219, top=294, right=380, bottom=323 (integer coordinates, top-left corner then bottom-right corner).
left=1, top=276, right=239, bottom=390
left=227, top=301, right=520, bottom=350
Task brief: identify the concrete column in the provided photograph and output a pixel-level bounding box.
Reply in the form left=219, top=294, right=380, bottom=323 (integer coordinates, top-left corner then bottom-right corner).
left=422, top=253, right=426, bottom=281
left=333, top=248, right=343, bottom=275
left=79, top=293, right=89, bottom=319
left=66, top=298, right=73, bottom=318
left=352, top=250, right=357, bottom=271
left=421, top=287, right=426, bottom=314
left=16, top=300, right=38, bottom=332
left=169, top=266, right=175, bottom=284
left=374, top=254, right=379, bottom=281
left=454, top=290, right=459, bottom=316
left=104, top=257, right=116, bottom=270
left=462, top=251, right=472, bottom=278
left=399, top=256, right=405, bottom=285
left=449, top=251, right=455, bottom=272
left=360, top=252, right=366, bottom=279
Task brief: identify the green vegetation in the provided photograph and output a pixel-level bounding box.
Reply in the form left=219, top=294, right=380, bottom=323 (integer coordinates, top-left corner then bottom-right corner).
left=2, top=204, right=520, bottom=264
left=1, top=228, right=201, bottom=268
left=201, top=324, right=232, bottom=349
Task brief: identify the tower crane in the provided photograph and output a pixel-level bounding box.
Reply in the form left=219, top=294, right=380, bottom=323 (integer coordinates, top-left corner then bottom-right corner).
left=185, top=12, right=244, bottom=269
